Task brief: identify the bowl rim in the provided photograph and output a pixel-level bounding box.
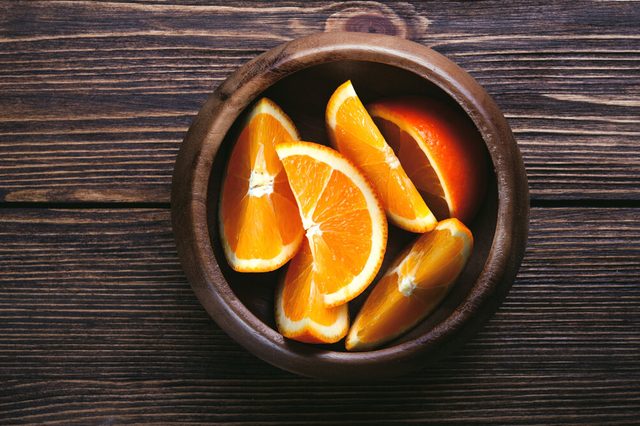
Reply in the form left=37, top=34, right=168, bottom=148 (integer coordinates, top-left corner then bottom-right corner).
left=171, top=32, right=529, bottom=380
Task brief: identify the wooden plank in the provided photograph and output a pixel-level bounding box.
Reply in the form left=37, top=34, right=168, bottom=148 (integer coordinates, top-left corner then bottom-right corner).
left=0, top=1, right=639, bottom=202
left=0, top=207, right=638, bottom=423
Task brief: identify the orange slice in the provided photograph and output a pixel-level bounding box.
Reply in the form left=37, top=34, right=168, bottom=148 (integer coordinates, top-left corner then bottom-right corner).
left=219, top=98, right=304, bottom=272
left=346, top=218, right=473, bottom=351
left=326, top=80, right=437, bottom=233
left=275, top=243, right=349, bottom=343
left=368, top=96, right=487, bottom=225
left=275, top=141, right=387, bottom=309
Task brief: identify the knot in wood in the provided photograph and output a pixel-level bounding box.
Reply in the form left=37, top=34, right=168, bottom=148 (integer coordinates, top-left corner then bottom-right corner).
left=324, top=3, right=430, bottom=39
left=345, top=12, right=402, bottom=37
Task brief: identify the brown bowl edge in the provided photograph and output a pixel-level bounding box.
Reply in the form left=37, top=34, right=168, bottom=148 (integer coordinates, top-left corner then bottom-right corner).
left=171, top=32, right=529, bottom=380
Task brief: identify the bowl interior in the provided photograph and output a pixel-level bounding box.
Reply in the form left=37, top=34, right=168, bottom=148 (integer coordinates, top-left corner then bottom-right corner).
left=206, top=60, right=497, bottom=352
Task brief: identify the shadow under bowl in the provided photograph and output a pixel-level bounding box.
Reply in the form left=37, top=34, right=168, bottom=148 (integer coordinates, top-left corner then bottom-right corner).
left=171, top=32, right=529, bottom=380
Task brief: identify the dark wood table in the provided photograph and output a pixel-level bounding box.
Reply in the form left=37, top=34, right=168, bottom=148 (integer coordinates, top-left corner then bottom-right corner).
left=1, top=1, right=639, bottom=424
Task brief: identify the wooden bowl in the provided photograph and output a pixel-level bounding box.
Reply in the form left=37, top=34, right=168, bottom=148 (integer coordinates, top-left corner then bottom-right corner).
left=171, top=32, right=529, bottom=380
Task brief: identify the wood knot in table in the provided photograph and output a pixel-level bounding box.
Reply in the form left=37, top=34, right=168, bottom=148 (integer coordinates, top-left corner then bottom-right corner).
left=324, top=2, right=430, bottom=39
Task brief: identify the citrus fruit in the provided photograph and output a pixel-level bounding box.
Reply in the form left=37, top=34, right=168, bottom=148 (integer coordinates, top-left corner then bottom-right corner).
left=346, top=218, right=473, bottom=351
left=275, top=141, right=387, bottom=308
left=368, top=96, right=487, bottom=225
left=326, top=81, right=437, bottom=233
left=275, top=243, right=349, bottom=343
left=219, top=98, right=304, bottom=272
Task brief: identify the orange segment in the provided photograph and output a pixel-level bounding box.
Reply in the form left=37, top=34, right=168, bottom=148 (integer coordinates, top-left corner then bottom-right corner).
left=346, top=218, right=473, bottom=351
left=219, top=98, right=304, bottom=272
left=275, top=141, right=387, bottom=309
left=326, top=81, right=437, bottom=233
left=275, top=243, right=349, bottom=344
left=368, top=96, right=488, bottom=224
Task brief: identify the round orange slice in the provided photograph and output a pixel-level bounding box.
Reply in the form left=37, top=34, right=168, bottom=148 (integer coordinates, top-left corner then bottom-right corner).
left=275, top=141, right=387, bottom=309
left=368, top=96, right=488, bottom=225
left=275, top=243, right=349, bottom=344
left=326, top=80, right=437, bottom=233
left=219, top=98, right=304, bottom=272
left=346, top=218, right=473, bottom=351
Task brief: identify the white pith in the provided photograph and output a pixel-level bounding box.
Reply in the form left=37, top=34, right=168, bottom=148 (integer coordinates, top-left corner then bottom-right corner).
left=275, top=278, right=349, bottom=342
left=387, top=210, right=437, bottom=233
left=398, top=274, right=417, bottom=297
left=221, top=235, right=302, bottom=272
left=326, top=80, right=356, bottom=130
left=247, top=97, right=300, bottom=141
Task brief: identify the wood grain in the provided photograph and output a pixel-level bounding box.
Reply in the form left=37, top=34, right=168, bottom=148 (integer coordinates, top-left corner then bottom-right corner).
left=1, top=0, right=639, bottom=202
left=1, top=0, right=639, bottom=423
left=1, top=207, right=638, bottom=423
left=171, top=31, right=529, bottom=379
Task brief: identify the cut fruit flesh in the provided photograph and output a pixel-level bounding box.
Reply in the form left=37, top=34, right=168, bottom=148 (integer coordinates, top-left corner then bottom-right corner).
left=219, top=98, right=304, bottom=272
left=326, top=81, right=437, bottom=233
left=368, top=97, right=488, bottom=225
left=275, top=243, right=349, bottom=344
left=373, top=116, right=450, bottom=220
left=275, top=141, right=387, bottom=309
left=346, top=218, right=474, bottom=351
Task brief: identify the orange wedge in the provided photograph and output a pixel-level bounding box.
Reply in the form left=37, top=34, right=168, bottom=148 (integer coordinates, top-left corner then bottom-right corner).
left=368, top=96, right=487, bottom=225
left=219, top=98, right=304, bottom=272
left=326, top=81, right=437, bottom=233
left=275, top=141, right=387, bottom=309
left=346, top=218, right=473, bottom=351
left=275, top=243, right=349, bottom=343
